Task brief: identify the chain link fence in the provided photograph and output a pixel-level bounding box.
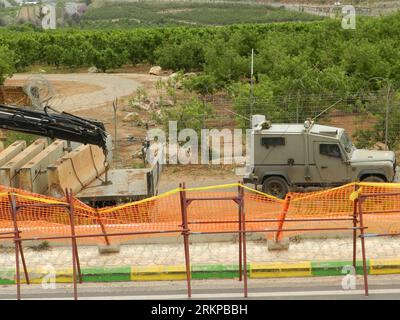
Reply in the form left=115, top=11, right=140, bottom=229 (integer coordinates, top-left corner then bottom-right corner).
left=112, top=90, right=400, bottom=169
left=192, top=92, right=400, bottom=153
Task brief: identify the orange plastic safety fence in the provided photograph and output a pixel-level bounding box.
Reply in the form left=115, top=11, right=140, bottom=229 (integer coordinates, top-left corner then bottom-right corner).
left=357, top=182, right=400, bottom=235
left=0, top=182, right=400, bottom=244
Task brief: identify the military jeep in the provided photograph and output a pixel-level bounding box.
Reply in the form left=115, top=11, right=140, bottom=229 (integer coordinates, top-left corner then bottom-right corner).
left=243, top=116, right=396, bottom=198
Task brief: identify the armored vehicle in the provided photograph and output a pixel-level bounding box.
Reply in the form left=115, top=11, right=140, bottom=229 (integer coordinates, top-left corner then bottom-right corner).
left=244, top=116, right=396, bottom=198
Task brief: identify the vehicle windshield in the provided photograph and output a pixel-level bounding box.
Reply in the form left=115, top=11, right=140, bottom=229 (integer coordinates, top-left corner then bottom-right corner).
left=340, top=131, right=355, bottom=154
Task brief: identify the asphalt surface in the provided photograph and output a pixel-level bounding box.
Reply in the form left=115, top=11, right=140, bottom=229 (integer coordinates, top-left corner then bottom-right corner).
left=1, top=275, right=400, bottom=300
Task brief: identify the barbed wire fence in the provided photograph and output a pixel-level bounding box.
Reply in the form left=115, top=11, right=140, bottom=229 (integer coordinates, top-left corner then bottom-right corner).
left=192, top=91, right=400, bottom=152
left=110, top=89, right=400, bottom=170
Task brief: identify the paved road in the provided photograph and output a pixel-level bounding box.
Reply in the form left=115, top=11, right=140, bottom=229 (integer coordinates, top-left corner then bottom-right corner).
left=1, top=275, right=400, bottom=300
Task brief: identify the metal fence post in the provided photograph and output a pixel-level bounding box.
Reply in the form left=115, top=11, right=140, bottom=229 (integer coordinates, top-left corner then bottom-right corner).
left=94, top=208, right=110, bottom=246
left=66, top=189, right=82, bottom=300
left=238, top=183, right=243, bottom=282
left=276, top=195, right=291, bottom=242
left=239, top=183, right=248, bottom=298
left=357, top=195, right=369, bottom=296
left=352, top=183, right=359, bottom=268
left=179, top=183, right=192, bottom=298
left=8, top=193, right=30, bottom=300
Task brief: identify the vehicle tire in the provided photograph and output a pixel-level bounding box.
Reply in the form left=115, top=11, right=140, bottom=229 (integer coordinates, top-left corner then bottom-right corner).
left=361, top=175, right=386, bottom=183
left=262, top=176, right=289, bottom=199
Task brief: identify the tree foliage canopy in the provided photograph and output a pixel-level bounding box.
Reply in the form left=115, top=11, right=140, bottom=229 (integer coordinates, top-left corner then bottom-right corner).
left=0, top=46, right=16, bottom=85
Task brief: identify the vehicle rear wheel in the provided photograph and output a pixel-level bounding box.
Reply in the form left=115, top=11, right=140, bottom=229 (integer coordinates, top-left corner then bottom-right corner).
left=262, top=176, right=289, bottom=199
left=361, top=175, right=386, bottom=183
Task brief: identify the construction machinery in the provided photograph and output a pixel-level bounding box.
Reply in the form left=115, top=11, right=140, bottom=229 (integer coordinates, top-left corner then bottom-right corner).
left=0, top=104, right=109, bottom=156
left=0, top=103, right=163, bottom=205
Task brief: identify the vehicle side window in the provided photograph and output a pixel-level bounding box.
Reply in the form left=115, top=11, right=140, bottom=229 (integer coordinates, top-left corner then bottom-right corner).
left=320, top=144, right=341, bottom=159
left=261, top=137, right=285, bottom=147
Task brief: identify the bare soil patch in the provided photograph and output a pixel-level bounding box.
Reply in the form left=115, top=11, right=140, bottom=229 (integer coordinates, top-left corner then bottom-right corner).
left=4, top=79, right=103, bottom=97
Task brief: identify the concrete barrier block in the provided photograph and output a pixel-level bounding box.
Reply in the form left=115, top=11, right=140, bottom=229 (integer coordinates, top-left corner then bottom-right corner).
left=19, top=140, right=66, bottom=194
left=0, top=139, right=47, bottom=187
left=98, top=243, right=121, bottom=254
left=48, top=144, right=106, bottom=197
left=0, top=140, right=26, bottom=167
left=267, top=238, right=290, bottom=251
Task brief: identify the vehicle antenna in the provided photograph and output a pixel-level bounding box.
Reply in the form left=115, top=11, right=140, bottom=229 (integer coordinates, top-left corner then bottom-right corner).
left=223, top=108, right=250, bottom=121
left=311, top=99, right=343, bottom=122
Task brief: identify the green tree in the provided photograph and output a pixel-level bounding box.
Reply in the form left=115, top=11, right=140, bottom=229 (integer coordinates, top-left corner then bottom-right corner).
left=229, top=75, right=275, bottom=128
left=159, top=98, right=213, bottom=134
left=0, top=46, right=16, bottom=85
left=43, top=44, right=64, bottom=68
left=203, top=38, right=248, bottom=85
left=155, top=37, right=204, bottom=72
left=183, top=74, right=218, bottom=98
left=93, top=48, right=125, bottom=72
left=62, top=47, right=85, bottom=69
left=353, top=93, right=400, bottom=150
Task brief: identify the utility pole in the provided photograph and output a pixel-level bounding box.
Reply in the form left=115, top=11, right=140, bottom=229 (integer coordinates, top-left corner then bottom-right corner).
left=113, top=97, right=118, bottom=166
left=385, top=83, right=391, bottom=148
left=249, top=48, right=254, bottom=123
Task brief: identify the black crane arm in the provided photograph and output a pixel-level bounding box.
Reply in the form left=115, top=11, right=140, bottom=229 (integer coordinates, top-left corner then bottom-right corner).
left=0, top=104, right=109, bottom=155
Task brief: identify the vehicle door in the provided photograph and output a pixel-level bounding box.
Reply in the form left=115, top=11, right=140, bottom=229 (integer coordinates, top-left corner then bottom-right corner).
left=314, top=142, right=348, bottom=183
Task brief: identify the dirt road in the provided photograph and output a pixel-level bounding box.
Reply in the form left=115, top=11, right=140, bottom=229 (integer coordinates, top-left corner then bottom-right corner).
left=6, top=73, right=164, bottom=112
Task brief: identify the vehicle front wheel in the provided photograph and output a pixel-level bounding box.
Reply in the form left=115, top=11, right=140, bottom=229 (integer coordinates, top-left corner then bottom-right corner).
left=262, top=176, right=289, bottom=199
left=361, top=175, right=386, bottom=183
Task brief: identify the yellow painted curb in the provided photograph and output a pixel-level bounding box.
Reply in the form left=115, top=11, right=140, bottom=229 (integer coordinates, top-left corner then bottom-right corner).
left=19, top=268, right=73, bottom=284
left=370, top=259, right=400, bottom=275
left=250, top=262, right=312, bottom=278
left=131, top=265, right=186, bottom=281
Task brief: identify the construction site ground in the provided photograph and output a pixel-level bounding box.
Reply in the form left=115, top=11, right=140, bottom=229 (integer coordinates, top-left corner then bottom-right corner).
left=5, top=72, right=164, bottom=168
left=3, top=71, right=400, bottom=192
left=4, top=71, right=241, bottom=178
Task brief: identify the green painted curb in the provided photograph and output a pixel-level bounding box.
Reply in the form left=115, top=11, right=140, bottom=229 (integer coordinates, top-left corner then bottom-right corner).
left=0, top=259, right=391, bottom=284
left=311, top=260, right=370, bottom=276
left=0, top=270, right=14, bottom=285
left=191, top=264, right=249, bottom=279
left=82, top=267, right=131, bottom=282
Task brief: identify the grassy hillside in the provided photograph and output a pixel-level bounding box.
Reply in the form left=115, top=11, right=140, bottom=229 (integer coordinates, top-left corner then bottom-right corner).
left=81, top=1, right=322, bottom=28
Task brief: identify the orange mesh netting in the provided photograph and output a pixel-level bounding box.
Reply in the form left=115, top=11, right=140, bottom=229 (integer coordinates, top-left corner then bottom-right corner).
left=0, top=182, right=400, bottom=244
